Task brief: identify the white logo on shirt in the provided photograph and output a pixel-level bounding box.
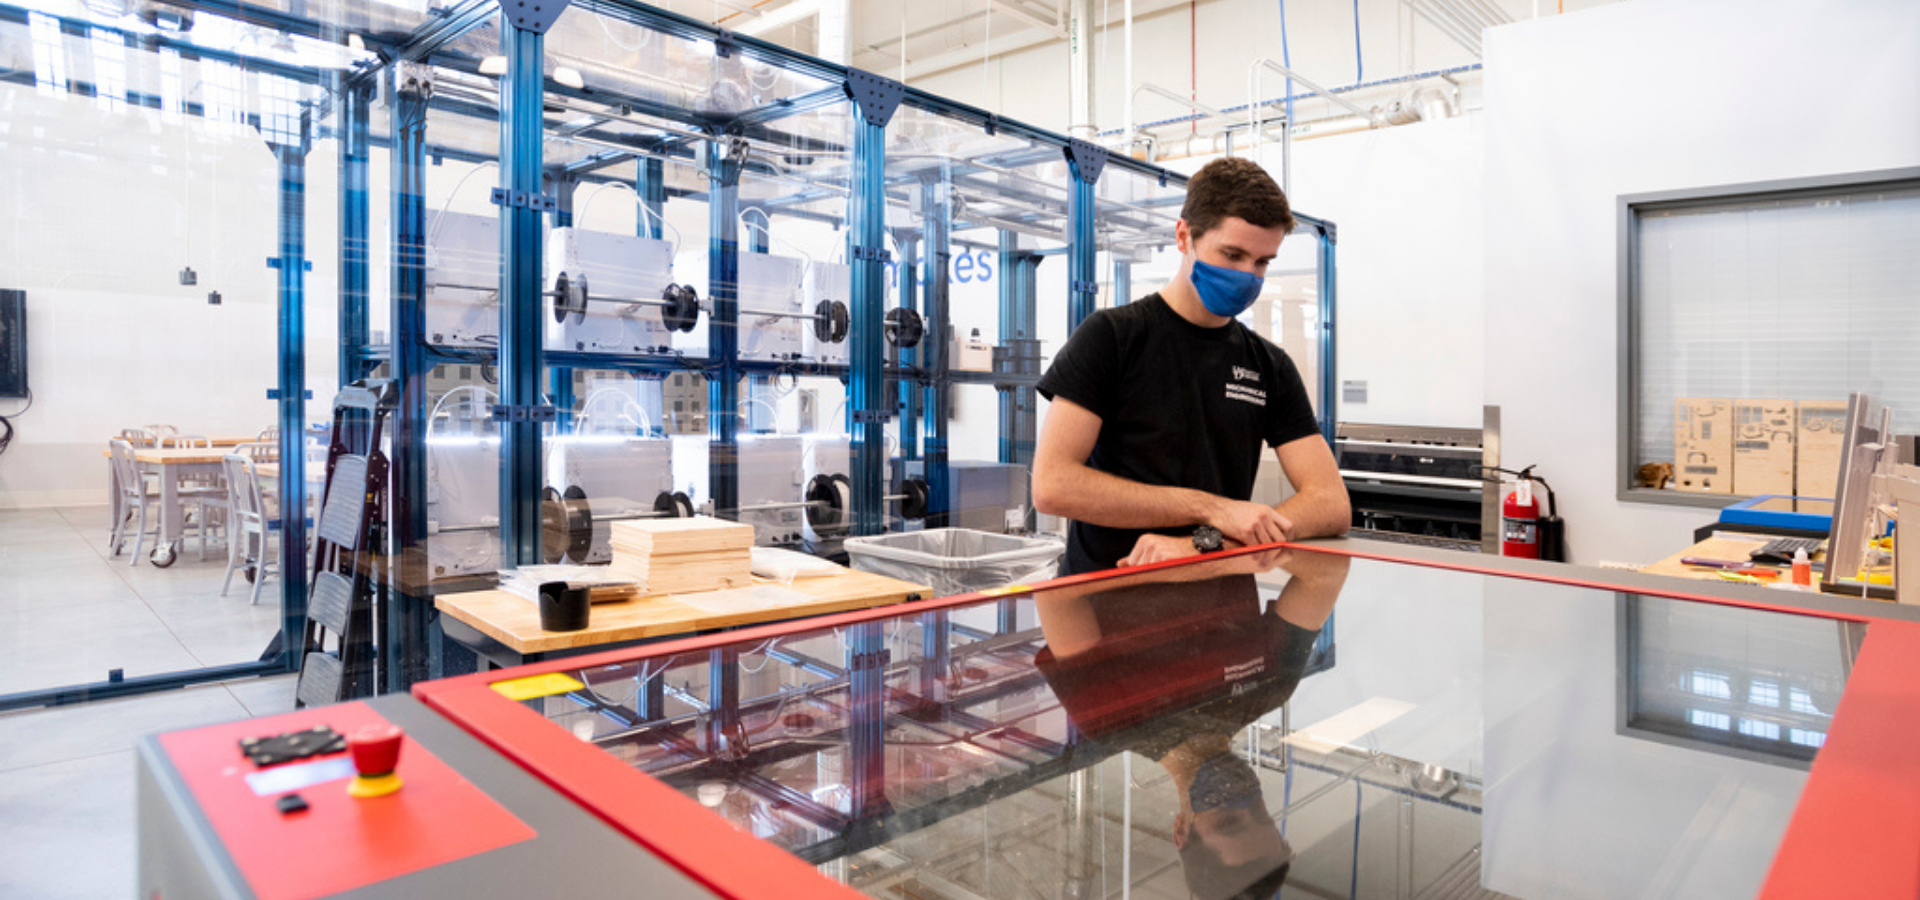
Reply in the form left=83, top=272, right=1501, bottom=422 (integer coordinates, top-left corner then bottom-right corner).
left=1232, top=366, right=1260, bottom=383
left=1225, top=382, right=1267, bottom=407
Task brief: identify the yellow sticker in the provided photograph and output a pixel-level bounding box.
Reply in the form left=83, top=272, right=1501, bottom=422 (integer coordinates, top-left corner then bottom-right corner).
left=490, top=672, right=585, bottom=701
left=978, top=584, right=1033, bottom=597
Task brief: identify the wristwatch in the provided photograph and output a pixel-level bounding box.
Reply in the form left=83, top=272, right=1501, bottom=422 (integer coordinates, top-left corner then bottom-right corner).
left=1192, top=525, right=1224, bottom=554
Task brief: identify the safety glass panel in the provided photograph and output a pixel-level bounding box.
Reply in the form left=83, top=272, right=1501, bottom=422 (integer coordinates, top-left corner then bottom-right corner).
left=494, top=550, right=1858, bottom=900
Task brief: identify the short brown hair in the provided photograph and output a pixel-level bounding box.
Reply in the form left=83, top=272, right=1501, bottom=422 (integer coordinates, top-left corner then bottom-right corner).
left=1180, top=157, right=1295, bottom=239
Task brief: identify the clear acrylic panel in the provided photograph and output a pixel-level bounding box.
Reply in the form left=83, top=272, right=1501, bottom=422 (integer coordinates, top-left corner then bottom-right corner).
left=501, top=549, right=1858, bottom=900
left=0, top=0, right=366, bottom=696
left=530, top=4, right=858, bottom=559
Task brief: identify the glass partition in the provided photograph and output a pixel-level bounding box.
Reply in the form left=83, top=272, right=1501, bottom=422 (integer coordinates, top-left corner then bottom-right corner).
left=0, top=0, right=1328, bottom=705
left=430, top=548, right=1869, bottom=900
left=883, top=101, right=1072, bottom=534
left=0, top=0, right=366, bottom=704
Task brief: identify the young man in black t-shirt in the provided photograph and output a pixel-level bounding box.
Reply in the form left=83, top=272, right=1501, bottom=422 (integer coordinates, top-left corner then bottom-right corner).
left=1034, top=157, right=1350, bottom=575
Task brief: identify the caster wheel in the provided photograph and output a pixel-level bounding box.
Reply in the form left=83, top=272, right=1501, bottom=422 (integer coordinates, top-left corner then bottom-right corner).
left=150, top=542, right=178, bottom=568
left=244, top=565, right=257, bottom=584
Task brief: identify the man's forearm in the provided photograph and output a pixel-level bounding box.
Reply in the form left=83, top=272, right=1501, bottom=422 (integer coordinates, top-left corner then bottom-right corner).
left=1034, top=461, right=1220, bottom=531
left=1275, top=484, right=1351, bottom=540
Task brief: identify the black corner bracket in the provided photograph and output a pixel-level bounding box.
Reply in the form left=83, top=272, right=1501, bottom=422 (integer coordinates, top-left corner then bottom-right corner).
left=844, top=69, right=905, bottom=129
left=1064, top=139, right=1108, bottom=185
left=505, top=0, right=570, bottom=34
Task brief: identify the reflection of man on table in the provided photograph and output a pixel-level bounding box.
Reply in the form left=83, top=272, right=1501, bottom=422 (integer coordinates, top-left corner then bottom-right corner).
left=1035, top=549, right=1348, bottom=899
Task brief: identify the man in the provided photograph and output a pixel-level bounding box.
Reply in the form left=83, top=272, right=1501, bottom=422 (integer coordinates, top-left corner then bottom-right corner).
left=1033, top=157, right=1350, bottom=574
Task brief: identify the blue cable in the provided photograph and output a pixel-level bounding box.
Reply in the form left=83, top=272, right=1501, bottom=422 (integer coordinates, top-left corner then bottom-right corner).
left=1352, top=0, right=1364, bottom=83
left=1277, top=0, right=1295, bottom=123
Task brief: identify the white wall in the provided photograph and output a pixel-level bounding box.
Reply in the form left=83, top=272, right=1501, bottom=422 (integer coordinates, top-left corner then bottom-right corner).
left=0, top=82, right=340, bottom=508
left=1482, top=0, right=1920, bottom=564
left=1275, top=114, right=1487, bottom=428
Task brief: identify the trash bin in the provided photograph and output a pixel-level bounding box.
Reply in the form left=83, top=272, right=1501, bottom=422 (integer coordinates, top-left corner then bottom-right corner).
left=844, top=528, right=1064, bottom=598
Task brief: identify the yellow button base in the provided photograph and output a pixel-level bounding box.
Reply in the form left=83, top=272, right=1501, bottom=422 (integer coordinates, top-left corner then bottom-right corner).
left=348, top=772, right=403, bottom=799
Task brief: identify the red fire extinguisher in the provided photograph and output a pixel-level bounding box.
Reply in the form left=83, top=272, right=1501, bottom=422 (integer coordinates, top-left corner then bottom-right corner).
left=1487, top=464, right=1565, bottom=561
left=1502, top=477, right=1541, bottom=559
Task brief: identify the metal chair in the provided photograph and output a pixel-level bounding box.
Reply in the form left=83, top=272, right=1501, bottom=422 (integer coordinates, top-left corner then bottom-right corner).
left=161, top=436, right=229, bottom=562
left=108, top=439, right=157, bottom=566
left=236, top=441, right=279, bottom=463
left=220, top=454, right=278, bottom=604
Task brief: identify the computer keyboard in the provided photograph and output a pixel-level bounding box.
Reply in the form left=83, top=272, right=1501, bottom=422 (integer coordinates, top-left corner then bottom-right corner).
left=1749, top=536, right=1824, bottom=565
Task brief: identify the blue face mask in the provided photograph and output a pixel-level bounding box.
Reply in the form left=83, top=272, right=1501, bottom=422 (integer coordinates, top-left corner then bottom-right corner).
left=1189, top=258, right=1264, bottom=319
left=1189, top=753, right=1264, bottom=813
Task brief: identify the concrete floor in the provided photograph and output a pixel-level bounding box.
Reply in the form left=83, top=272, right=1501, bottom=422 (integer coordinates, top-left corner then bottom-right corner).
left=0, top=505, right=295, bottom=899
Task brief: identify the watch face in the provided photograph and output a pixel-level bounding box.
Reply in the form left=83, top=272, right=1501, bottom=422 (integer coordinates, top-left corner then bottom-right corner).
left=1194, top=526, right=1223, bottom=552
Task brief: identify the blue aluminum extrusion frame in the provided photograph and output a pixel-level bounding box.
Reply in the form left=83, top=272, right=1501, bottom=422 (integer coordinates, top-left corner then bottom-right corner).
left=896, top=232, right=922, bottom=463
left=387, top=71, right=435, bottom=691
left=918, top=178, right=951, bottom=529
left=338, top=84, right=374, bottom=384
left=707, top=138, right=745, bottom=519
left=847, top=102, right=891, bottom=537
left=1310, top=217, right=1338, bottom=444
left=1066, top=172, right=1100, bottom=332
left=273, top=138, right=311, bottom=675
left=636, top=157, right=667, bottom=239
left=998, top=232, right=1041, bottom=467
left=498, top=16, right=548, bottom=567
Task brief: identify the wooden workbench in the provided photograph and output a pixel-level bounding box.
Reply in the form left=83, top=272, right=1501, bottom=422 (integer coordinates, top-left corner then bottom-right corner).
left=436, top=568, right=932, bottom=667
left=1642, top=532, right=1813, bottom=582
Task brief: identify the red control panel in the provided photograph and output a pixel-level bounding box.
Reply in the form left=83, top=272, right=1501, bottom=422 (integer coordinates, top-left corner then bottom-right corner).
left=157, top=701, right=537, bottom=900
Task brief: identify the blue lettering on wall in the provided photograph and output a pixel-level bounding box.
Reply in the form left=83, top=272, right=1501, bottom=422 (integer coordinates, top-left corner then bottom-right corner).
left=883, top=250, right=994, bottom=289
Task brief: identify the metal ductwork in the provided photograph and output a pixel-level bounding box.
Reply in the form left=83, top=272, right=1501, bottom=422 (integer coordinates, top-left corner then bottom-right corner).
left=1067, top=0, right=1095, bottom=140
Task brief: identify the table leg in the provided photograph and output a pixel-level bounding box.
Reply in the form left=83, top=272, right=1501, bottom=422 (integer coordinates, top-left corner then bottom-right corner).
left=159, top=465, right=182, bottom=561
left=108, top=459, right=122, bottom=541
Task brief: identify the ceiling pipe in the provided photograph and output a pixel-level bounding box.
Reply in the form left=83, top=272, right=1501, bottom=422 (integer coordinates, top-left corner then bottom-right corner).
left=1127, top=80, right=1227, bottom=161
left=1067, top=0, right=1095, bottom=139
left=1123, top=0, right=1134, bottom=154
left=988, top=0, right=1068, bottom=38
left=1457, top=0, right=1514, bottom=30
left=733, top=0, right=819, bottom=38
left=1247, top=60, right=1389, bottom=194
left=862, top=9, right=990, bottom=55
left=1401, top=0, right=1482, bottom=56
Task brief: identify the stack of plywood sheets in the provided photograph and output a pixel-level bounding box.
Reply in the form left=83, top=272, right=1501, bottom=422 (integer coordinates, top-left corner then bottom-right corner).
left=608, top=516, right=755, bottom=595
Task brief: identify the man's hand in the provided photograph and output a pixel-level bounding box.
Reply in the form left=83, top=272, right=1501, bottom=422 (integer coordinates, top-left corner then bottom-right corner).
left=1207, top=499, right=1294, bottom=548
left=1120, top=534, right=1201, bottom=568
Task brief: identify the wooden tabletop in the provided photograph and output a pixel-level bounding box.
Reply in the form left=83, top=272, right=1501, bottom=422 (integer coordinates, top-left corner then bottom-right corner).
left=103, top=446, right=236, bottom=465
left=1642, top=532, right=1817, bottom=582
left=109, top=435, right=260, bottom=447
left=436, top=568, right=933, bottom=655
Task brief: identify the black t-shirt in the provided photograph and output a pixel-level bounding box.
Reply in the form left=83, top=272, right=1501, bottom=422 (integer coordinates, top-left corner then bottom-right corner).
left=1033, top=574, right=1323, bottom=762
left=1037, top=294, right=1322, bottom=574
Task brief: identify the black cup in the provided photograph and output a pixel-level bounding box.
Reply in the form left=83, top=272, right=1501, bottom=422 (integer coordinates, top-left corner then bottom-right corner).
left=538, top=581, right=591, bottom=632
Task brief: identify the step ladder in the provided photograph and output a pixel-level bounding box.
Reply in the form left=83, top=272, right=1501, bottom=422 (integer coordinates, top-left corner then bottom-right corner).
left=294, top=379, right=397, bottom=708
